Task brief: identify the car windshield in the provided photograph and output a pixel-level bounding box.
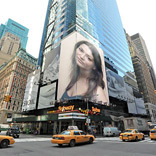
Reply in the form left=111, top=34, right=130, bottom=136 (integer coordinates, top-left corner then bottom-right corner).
left=60, top=131, right=71, bottom=135
left=124, top=130, right=133, bottom=133
left=151, top=130, right=156, bottom=133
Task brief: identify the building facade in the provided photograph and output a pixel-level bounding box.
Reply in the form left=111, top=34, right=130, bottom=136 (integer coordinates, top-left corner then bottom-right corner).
left=127, top=33, right=156, bottom=104
left=0, top=32, right=20, bottom=66
left=126, top=33, right=156, bottom=125
left=0, top=49, right=37, bottom=124
left=18, top=0, right=147, bottom=134
left=0, top=18, right=28, bottom=49
left=131, top=33, right=156, bottom=89
left=38, top=0, right=138, bottom=110
left=145, top=103, right=156, bottom=123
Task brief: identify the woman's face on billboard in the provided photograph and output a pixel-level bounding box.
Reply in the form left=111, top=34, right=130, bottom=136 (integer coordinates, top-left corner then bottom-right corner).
left=76, top=44, right=95, bottom=71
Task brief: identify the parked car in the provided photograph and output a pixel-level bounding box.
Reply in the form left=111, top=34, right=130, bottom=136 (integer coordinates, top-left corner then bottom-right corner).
left=0, top=135, right=15, bottom=148
left=103, top=127, right=120, bottom=137
left=6, top=128, right=20, bottom=138
left=119, top=129, right=144, bottom=141
left=51, top=130, right=95, bottom=147
left=149, top=129, right=156, bottom=140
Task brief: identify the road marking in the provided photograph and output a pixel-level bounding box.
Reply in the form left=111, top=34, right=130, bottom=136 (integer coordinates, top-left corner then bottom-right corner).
left=15, top=138, right=51, bottom=142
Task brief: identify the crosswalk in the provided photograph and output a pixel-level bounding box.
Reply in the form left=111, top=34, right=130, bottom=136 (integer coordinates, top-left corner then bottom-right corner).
left=14, top=138, right=51, bottom=142
left=95, top=137, right=156, bottom=144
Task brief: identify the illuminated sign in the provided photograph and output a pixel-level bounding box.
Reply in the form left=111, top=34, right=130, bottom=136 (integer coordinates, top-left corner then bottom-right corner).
left=58, top=105, right=74, bottom=112
left=58, top=113, right=86, bottom=119
left=92, top=107, right=100, bottom=113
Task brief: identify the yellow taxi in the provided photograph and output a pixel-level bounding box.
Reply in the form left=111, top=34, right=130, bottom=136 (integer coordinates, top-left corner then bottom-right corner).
left=119, top=129, right=145, bottom=141
left=0, top=135, right=15, bottom=148
left=51, top=129, right=95, bottom=147
left=149, top=129, right=156, bottom=140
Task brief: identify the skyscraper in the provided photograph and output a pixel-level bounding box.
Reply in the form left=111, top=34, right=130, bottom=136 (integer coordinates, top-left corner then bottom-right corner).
left=131, top=33, right=156, bottom=89
left=126, top=33, right=156, bottom=105
left=38, top=0, right=137, bottom=110
left=0, top=18, right=29, bottom=49
left=38, top=0, right=135, bottom=80
left=0, top=32, right=20, bottom=66
left=20, top=0, right=146, bottom=134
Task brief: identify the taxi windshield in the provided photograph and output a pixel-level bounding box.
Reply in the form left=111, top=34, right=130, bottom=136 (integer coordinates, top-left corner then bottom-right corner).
left=150, top=130, right=156, bottom=133
left=124, top=130, right=133, bottom=133
left=60, top=131, right=71, bottom=135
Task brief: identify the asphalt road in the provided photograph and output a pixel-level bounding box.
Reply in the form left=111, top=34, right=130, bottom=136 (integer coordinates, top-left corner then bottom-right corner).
left=0, top=132, right=156, bottom=156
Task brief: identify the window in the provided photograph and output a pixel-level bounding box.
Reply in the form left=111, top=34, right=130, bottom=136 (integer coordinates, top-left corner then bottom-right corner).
left=80, top=131, right=85, bottom=135
left=74, top=131, right=80, bottom=135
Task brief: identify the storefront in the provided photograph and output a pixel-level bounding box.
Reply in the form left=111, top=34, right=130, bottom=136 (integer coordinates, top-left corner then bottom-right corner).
left=11, top=100, right=128, bottom=135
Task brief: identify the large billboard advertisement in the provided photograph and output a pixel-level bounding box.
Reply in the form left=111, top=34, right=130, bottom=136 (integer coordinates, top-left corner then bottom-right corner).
left=106, top=69, right=127, bottom=100
left=38, top=46, right=60, bottom=109
left=125, top=83, right=137, bottom=114
left=135, top=98, right=146, bottom=115
left=22, top=69, right=40, bottom=111
left=58, top=32, right=109, bottom=105
left=106, top=69, right=144, bottom=114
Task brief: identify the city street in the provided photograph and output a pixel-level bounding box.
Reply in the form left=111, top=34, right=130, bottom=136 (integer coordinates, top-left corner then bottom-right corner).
left=1, top=132, right=156, bottom=156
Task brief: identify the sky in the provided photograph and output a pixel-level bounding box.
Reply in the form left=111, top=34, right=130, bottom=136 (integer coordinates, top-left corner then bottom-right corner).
left=0, top=0, right=156, bottom=73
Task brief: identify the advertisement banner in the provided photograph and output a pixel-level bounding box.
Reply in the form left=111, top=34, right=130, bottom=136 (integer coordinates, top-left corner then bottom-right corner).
left=58, top=32, right=109, bottom=105
left=38, top=82, right=57, bottom=109
left=38, top=46, right=60, bottom=109
left=22, top=69, right=40, bottom=111
left=106, top=69, right=127, bottom=100
left=43, top=46, right=60, bottom=82
left=135, top=98, right=147, bottom=115
left=125, top=83, right=137, bottom=114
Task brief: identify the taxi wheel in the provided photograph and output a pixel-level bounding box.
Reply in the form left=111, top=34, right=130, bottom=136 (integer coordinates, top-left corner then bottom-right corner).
left=1, top=140, right=9, bottom=148
left=58, top=144, right=62, bottom=147
left=142, top=136, right=145, bottom=140
left=69, top=139, right=75, bottom=147
left=89, top=137, right=93, bottom=144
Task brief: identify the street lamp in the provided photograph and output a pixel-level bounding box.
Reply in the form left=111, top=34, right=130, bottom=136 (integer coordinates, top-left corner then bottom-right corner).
left=86, top=97, right=89, bottom=132
left=85, top=94, right=98, bottom=133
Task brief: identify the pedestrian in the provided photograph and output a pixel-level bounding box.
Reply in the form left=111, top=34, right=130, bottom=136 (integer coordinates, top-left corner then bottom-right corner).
left=93, top=128, right=97, bottom=138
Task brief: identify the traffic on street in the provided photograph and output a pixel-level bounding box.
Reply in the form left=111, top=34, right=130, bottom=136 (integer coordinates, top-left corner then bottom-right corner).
left=0, top=130, right=156, bottom=156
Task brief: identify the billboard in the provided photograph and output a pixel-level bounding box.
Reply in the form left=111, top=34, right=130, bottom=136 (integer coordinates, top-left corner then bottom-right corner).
left=125, top=83, right=137, bottom=114
left=38, top=82, right=57, bottom=109
left=135, top=98, right=147, bottom=115
left=42, top=46, right=60, bottom=81
left=58, top=32, right=109, bottom=105
left=38, top=46, right=60, bottom=109
left=106, top=69, right=127, bottom=100
left=22, top=69, right=40, bottom=111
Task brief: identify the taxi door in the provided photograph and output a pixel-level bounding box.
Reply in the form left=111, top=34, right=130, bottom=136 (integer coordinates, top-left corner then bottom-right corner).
left=79, top=131, right=89, bottom=142
left=134, top=130, right=141, bottom=139
left=73, top=131, right=86, bottom=143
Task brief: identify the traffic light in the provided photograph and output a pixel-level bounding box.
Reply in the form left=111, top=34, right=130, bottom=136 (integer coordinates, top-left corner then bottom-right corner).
left=3, top=95, right=12, bottom=102
left=8, top=95, right=12, bottom=102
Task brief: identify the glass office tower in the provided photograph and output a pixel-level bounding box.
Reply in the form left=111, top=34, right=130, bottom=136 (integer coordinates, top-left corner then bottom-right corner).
left=39, top=0, right=134, bottom=77
left=38, top=0, right=141, bottom=114
left=0, top=18, right=29, bottom=49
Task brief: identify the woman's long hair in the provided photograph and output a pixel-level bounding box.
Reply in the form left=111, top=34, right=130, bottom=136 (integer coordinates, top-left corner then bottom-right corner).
left=66, top=41, right=105, bottom=99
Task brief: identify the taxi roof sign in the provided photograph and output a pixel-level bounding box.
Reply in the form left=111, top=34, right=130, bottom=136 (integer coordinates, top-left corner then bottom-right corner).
left=67, top=126, right=78, bottom=130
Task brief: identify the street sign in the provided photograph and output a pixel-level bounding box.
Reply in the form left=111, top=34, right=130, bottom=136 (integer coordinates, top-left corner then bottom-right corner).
left=86, top=118, right=90, bottom=123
